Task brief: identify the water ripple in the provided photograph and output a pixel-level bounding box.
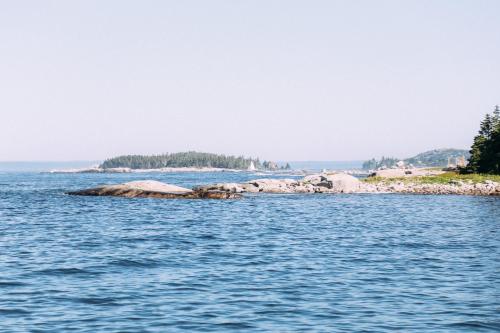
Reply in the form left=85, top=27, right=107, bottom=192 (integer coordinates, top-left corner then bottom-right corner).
left=0, top=172, right=499, bottom=332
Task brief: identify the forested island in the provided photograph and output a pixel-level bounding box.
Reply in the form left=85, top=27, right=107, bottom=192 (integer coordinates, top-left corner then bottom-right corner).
left=100, top=152, right=290, bottom=170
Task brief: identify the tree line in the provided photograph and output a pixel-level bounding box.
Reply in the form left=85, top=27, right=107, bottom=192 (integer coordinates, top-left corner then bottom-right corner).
left=465, top=105, right=500, bottom=174
left=100, top=151, right=289, bottom=170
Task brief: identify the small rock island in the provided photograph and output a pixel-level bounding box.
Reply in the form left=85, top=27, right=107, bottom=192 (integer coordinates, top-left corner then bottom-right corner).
left=67, top=180, right=241, bottom=199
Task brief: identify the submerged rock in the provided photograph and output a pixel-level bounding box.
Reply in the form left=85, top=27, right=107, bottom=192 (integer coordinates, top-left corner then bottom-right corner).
left=68, top=180, right=241, bottom=199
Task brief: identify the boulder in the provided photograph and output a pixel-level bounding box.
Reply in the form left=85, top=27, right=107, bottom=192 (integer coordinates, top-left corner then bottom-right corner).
left=300, top=173, right=361, bottom=193
left=323, top=173, right=361, bottom=193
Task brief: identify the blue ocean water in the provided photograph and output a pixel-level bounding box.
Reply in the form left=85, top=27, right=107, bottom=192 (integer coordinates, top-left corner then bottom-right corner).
left=0, top=171, right=499, bottom=332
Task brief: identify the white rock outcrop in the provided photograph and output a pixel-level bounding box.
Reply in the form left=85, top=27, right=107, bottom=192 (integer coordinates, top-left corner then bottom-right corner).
left=123, top=180, right=192, bottom=193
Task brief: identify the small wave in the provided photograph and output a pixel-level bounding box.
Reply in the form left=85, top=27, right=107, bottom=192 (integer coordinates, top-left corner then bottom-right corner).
left=0, top=281, right=29, bottom=288
left=235, top=260, right=271, bottom=266
left=109, top=258, right=160, bottom=268
left=74, top=296, right=120, bottom=306
left=216, top=322, right=256, bottom=329
left=122, top=237, right=149, bottom=242
left=36, top=267, right=96, bottom=276
left=197, top=234, right=217, bottom=240
left=447, top=321, right=500, bottom=330
left=395, top=241, right=435, bottom=249
left=0, top=308, right=30, bottom=315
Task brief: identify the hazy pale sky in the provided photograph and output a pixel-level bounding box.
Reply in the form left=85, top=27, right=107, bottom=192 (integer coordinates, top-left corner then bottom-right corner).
left=1, top=0, right=499, bottom=161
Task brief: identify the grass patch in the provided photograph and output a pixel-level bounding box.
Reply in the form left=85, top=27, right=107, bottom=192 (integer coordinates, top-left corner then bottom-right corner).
left=362, top=172, right=500, bottom=185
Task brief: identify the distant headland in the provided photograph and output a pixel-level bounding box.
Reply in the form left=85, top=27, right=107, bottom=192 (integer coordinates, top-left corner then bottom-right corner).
left=362, top=148, right=470, bottom=170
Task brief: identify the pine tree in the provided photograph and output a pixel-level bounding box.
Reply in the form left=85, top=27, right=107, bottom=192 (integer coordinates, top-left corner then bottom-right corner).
left=492, top=105, right=500, bottom=125
left=466, top=106, right=500, bottom=174
left=467, top=134, right=486, bottom=173
left=479, top=114, right=493, bottom=139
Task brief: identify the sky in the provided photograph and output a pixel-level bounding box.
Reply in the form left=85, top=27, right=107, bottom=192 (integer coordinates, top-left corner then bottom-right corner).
left=1, top=0, right=499, bottom=162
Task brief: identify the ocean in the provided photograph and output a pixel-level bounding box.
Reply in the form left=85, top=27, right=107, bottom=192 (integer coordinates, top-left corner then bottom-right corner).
left=0, top=171, right=499, bottom=332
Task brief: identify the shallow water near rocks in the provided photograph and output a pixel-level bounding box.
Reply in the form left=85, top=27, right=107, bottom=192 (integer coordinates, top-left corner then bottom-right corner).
left=1, top=172, right=499, bottom=332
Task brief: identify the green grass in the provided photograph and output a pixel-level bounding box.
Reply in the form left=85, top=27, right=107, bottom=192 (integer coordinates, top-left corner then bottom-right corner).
left=362, top=172, right=500, bottom=185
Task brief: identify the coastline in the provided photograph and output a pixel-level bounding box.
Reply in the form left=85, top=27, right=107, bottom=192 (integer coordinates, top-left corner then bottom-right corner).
left=68, top=170, right=500, bottom=198
left=195, top=171, right=500, bottom=196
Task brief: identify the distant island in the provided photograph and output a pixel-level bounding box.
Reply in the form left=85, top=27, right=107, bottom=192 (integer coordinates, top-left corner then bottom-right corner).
left=100, top=151, right=290, bottom=171
left=362, top=148, right=470, bottom=170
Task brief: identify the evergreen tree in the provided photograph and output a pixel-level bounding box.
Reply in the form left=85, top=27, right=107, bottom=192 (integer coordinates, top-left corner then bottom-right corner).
left=467, top=135, right=487, bottom=173
left=492, top=105, right=500, bottom=124
left=479, top=114, right=493, bottom=139
left=465, top=106, right=500, bottom=174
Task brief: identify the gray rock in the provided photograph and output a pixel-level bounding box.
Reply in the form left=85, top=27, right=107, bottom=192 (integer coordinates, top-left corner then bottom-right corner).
left=323, top=173, right=361, bottom=193
left=68, top=180, right=241, bottom=199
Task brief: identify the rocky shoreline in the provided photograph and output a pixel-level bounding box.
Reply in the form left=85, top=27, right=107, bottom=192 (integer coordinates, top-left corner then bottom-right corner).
left=361, top=180, right=500, bottom=196
left=196, top=173, right=500, bottom=196
left=68, top=173, right=500, bottom=200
